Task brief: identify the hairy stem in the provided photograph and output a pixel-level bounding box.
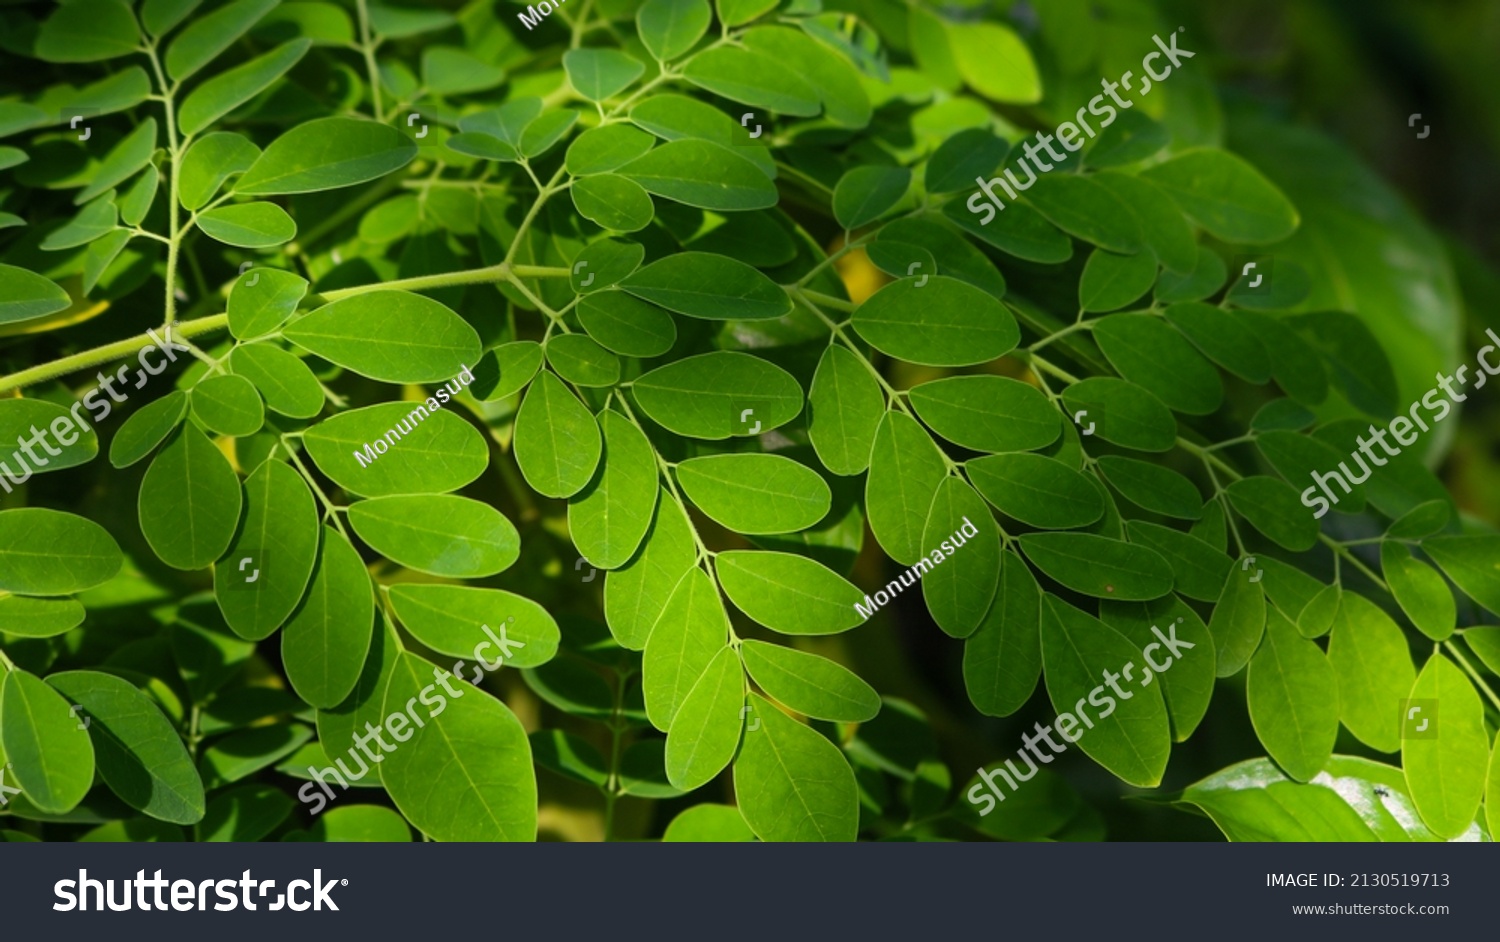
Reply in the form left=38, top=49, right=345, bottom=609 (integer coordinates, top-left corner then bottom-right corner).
left=0, top=315, right=229, bottom=394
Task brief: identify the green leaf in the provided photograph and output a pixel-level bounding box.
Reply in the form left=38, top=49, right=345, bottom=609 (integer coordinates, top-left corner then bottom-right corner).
left=643, top=569, right=729, bottom=730
left=1096, top=456, right=1202, bottom=520
left=1093, top=170, right=1198, bottom=275
left=0, top=398, right=98, bottom=473
left=1256, top=428, right=1366, bottom=514
left=139, top=426, right=242, bottom=570
left=236, top=117, right=417, bottom=195
left=1040, top=597, right=1170, bottom=787
left=301, top=402, right=483, bottom=498
left=962, top=551, right=1042, bottom=717
left=0, top=265, right=72, bottom=325
left=628, top=94, right=776, bottom=178
left=1019, top=533, right=1173, bottom=601
left=446, top=132, right=519, bottom=162
left=621, top=251, right=789, bottom=320
left=1092, top=313, right=1223, bottom=416
left=663, top=803, right=756, bottom=841
left=740, top=640, right=878, bottom=723
left=77, top=119, right=158, bottom=205
left=253, top=1, right=352, bottom=44
left=947, top=20, right=1041, bottom=104
left=1141, top=148, right=1300, bottom=245
left=1422, top=535, right=1500, bottom=616
left=1387, top=500, right=1452, bottom=540
left=1224, top=476, right=1319, bottom=552
left=633, top=351, right=802, bottom=440
left=665, top=646, right=743, bottom=790
left=1296, top=583, right=1341, bottom=638
left=1178, top=755, right=1482, bottom=842
left=288, top=804, right=411, bottom=842
left=1326, top=592, right=1415, bottom=754
left=118, top=166, right=159, bottom=228
left=166, top=0, right=278, bottom=80
left=1246, top=610, right=1338, bottom=782
left=179, top=132, right=261, bottom=210
left=716, top=550, right=865, bottom=636
left=604, top=498, right=696, bottom=650
left=366, top=3, right=454, bottom=37
left=946, top=196, right=1073, bottom=264
left=546, top=334, right=620, bottom=388
left=514, top=371, right=602, bottom=499
left=717, top=0, right=777, bottom=26
left=213, top=459, right=320, bottom=640
left=347, top=495, right=519, bottom=578
left=742, top=26, right=871, bottom=129
left=565, top=125, right=657, bottom=177
left=1154, top=245, right=1227, bottom=304
left=807, top=344, right=884, bottom=476
left=41, top=196, right=118, bottom=251
left=519, top=110, right=579, bottom=159
left=833, top=166, right=910, bottom=230
left=229, top=343, right=324, bottom=419
left=198, top=201, right=298, bottom=248
left=386, top=585, right=559, bottom=670
left=571, top=173, right=655, bottom=231
left=1099, top=595, right=1215, bottom=741
left=48, top=671, right=204, bottom=825
left=1163, top=302, right=1272, bottom=384
left=926, top=129, right=1009, bottom=196
left=564, top=48, right=646, bottom=101
left=1380, top=541, right=1455, bottom=640
left=1024, top=174, right=1141, bottom=253
left=1085, top=111, right=1169, bottom=169
left=1208, top=561, right=1266, bottom=677
left=35, top=0, right=141, bottom=62
left=316, top=616, right=398, bottom=764
left=677, top=454, right=830, bottom=535
left=1078, top=249, right=1157, bottom=313
left=920, top=478, right=1000, bottom=638
left=683, top=46, right=820, bottom=117
left=851, top=276, right=1018, bottom=367
left=638, top=0, right=711, bottom=60
left=0, top=671, right=95, bottom=814
left=110, top=391, right=189, bottom=469
left=620, top=139, right=779, bottom=212
left=380, top=653, right=536, bottom=841
left=281, top=528, right=374, bottom=708
left=865, top=411, right=947, bottom=566
left=421, top=46, right=505, bottom=95
left=284, top=290, right=481, bottom=383
left=569, top=410, right=658, bottom=570
left=966, top=453, right=1103, bottom=529
left=0, top=597, right=86, bottom=638
left=197, top=784, right=293, bottom=841
left=228, top=268, right=309, bottom=340
left=179, top=38, right=311, bottom=136
left=1464, top=626, right=1500, bottom=676
left=1403, top=654, right=1488, bottom=840
left=1124, top=521, right=1228, bottom=602
left=190, top=373, right=264, bottom=436
left=734, top=694, right=859, bottom=841
left=576, top=291, right=676, bottom=357
left=1060, top=377, right=1176, bottom=452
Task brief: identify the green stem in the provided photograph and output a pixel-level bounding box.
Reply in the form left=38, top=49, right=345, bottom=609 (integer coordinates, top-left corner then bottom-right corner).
left=0, top=314, right=230, bottom=393
left=142, top=39, right=183, bottom=327
left=1444, top=640, right=1500, bottom=714
left=602, top=666, right=627, bottom=842
left=355, top=0, right=384, bottom=120
left=316, top=262, right=570, bottom=303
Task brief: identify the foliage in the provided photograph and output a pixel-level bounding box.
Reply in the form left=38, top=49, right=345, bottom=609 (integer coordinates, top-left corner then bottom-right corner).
left=0, top=0, right=1496, bottom=844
